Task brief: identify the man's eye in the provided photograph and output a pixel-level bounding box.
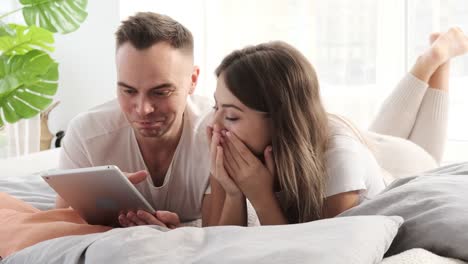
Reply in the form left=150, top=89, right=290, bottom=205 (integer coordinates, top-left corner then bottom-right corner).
left=153, top=90, right=172, bottom=97
left=225, top=117, right=239, bottom=121
left=212, top=105, right=218, bottom=111
left=124, top=89, right=136, bottom=94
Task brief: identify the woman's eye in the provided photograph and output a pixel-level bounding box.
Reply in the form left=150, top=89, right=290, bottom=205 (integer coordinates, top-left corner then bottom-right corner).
left=225, top=117, right=239, bottom=121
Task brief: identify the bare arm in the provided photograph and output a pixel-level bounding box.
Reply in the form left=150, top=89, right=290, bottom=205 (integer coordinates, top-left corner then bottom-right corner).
left=55, top=195, right=70, bottom=209
left=201, top=193, right=212, bottom=227
left=250, top=192, right=288, bottom=225
left=322, top=191, right=360, bottom=218
left=204, top=175, right=247, bottom=226
left=203, top=176, right=223, bottom=226
left=218, top=192, right=247, bottom=226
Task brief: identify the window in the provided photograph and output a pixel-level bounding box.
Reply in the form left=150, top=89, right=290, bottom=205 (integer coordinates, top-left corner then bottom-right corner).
left=119, top=0, right=468, bottom=163
left=407, top=0, right=468, bottom=163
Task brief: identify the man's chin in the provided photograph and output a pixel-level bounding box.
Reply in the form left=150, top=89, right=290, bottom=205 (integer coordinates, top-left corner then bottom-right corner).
left=136, top=128, right=166, bottom=138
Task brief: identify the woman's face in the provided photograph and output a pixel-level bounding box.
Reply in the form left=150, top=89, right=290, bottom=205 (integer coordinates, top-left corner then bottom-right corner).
left=211, top=74, right=272, bottom=155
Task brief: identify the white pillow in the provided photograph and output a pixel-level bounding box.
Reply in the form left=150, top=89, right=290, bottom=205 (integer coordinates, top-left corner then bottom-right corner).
left=7, top=215, right=402, bottom=264
left=0, top=148, right=60, bottom=178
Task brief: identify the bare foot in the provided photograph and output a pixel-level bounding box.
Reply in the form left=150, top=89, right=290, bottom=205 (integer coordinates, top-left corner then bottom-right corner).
left=426, top=27, right=468, bottom=66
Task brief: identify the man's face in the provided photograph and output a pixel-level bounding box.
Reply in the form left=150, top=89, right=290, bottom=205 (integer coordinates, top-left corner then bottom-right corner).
left=116, top=42, right=198, bottom=140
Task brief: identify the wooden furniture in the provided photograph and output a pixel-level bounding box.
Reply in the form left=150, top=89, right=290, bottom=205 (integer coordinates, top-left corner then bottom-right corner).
left=40, top=101, right=60, bottom=151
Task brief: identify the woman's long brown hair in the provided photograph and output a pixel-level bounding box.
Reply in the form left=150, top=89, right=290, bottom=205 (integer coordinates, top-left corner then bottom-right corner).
left=215, top=41, right=330, bottom=222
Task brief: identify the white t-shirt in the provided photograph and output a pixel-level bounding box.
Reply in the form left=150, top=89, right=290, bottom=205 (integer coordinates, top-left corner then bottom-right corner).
left=324, top=120, right=438, bottom=204
left=59, top=95, right=213, bottom=222
left=324, top=120, right=386, bottom=203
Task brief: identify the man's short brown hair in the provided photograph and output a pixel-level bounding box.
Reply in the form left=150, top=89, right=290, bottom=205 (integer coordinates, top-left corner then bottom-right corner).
left=115, top=12, right=193, bottom=54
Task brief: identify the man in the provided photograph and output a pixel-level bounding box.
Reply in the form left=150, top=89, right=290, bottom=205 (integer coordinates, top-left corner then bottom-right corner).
left=56, top=12, right=212, bottom=228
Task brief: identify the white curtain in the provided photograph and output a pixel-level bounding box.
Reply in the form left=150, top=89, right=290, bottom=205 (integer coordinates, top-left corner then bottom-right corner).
left=5, top=117, right=41, bottom=157
left=119, top=0, right=468, bottom=163
left=0, top=0, right=41, bottom=158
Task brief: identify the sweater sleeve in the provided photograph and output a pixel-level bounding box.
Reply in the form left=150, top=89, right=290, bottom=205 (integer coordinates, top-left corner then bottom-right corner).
left=369, top=73, right=428, bottom=138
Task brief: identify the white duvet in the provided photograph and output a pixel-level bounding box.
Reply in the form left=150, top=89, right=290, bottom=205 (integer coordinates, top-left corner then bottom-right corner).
left=1, top=149, right=467, bottom=264
left=382, top=248, right=467, bottom=264
left=2, top=216, right=403, bottom=264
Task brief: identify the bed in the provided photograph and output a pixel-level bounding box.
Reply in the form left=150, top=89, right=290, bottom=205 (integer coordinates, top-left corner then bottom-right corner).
left=0, top=149, right=466, bottom=264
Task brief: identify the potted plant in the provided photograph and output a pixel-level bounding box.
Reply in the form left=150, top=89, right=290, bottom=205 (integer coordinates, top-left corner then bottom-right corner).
left=0, top=0, right=88, bottom=156
left=0, top=0, right=88, bottom=128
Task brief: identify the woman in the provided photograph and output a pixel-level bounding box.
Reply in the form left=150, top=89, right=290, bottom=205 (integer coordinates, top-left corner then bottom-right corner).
left=205, top=27, right=468, bottom=226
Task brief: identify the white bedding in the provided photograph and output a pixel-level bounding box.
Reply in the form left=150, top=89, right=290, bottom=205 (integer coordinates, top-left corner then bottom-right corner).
left=4, top=215, right=402, bottom=264
left=1, top=149, right=467, bottom=264
left=0, top=148, right=60, bottom=178
left=381, top=248, right=467, bottom=264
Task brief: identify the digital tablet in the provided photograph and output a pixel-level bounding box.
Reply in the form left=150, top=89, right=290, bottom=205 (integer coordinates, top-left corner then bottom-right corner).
left=41, top=165, right=155, bottom=226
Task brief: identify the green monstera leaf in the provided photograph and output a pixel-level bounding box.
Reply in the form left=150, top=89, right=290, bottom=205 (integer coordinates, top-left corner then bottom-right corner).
left=0, top=49, right=58, bottom=125
left=0, top=24, right=54, bottom=56
left=21, top=0, right=88, bottom=34
left=0, top=22, right=15, bottom=38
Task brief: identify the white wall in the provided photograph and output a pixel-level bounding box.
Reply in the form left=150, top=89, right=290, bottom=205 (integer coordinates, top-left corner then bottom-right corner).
left=48, top=0, right=120, bottom=133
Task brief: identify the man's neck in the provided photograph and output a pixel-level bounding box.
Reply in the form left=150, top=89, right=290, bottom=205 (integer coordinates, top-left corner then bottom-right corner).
left=135, top=116, right=184, bottom=186
left=137, top=129, right=181, bottom=153
left=136, top=115, right=184, bottom=156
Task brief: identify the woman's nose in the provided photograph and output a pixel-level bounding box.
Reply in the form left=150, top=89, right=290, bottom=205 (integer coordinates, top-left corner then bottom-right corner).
left=210, top=112, right=226, bottom=132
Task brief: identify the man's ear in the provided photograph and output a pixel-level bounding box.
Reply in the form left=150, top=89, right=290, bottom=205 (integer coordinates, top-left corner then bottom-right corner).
left=189, top=66, right=200, bottom=95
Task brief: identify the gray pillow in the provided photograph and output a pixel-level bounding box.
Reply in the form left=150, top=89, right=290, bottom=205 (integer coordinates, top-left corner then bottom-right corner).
left=339, top=162, right=468, bottom=261
left=5, top=215, right=402, bottom=264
